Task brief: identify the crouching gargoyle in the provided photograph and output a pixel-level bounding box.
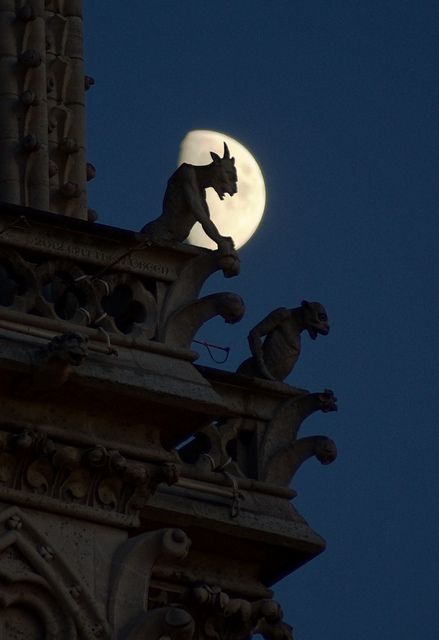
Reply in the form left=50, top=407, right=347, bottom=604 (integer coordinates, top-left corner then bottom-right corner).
left=237, top=300, right=329, bottom=382
left=140, top=142, right=238, bottom=257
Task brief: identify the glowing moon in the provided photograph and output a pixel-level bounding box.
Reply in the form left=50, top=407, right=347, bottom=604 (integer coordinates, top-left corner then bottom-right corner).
left=179, top=130, right=266, bottom=250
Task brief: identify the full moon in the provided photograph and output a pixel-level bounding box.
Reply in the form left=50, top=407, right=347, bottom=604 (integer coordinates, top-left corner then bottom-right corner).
left=179, top=130, right=266, bottom=250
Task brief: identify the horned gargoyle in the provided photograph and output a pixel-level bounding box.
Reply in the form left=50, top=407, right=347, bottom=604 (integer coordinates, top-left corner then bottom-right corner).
left=140, top=142, right=238, bottom=256
left=237, top=301, right=329, bottom=382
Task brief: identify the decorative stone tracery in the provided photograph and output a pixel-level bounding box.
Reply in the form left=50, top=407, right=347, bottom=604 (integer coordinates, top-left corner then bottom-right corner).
left=0, top=505, right=110, bottom=638
left=0, top=223, right=244, bottom=347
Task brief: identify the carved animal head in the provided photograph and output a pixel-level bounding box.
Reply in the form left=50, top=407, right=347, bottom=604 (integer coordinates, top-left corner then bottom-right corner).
left=219, top=293, right=245, bottom=324
left=317, top=389, right=338, bottom=413
left=209, top=142, right=238, bottom=201
left=315, top=437, right=337, bottom=465
left=46, top=332, right=88, bottom=366
left=300, top=300, right=329, bottom=340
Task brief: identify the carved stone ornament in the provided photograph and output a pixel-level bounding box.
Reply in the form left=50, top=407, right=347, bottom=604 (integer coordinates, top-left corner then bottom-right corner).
left=140, top=142, right=238, bottom=252
left=0, top=505, right=110, bottom=638
left=0, top=428, right=179, bottom=517
left=23, top=331, right=89, bottom=394
left=0, top=231, right=242, bottom=350
left=258, top=390, right=338, bottom=486
left=179, top=390, right=337, bottom=489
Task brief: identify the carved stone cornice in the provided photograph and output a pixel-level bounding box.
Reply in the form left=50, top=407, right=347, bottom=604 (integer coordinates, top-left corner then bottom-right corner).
left=0, top=426, right=179, bottom=522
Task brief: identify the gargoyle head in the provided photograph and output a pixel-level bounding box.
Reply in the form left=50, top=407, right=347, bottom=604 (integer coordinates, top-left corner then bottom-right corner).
left=301, top=300, right=329, bottom=340
left=209, top=142, right=238, bottom=201
left=317, top=389, right=338, bottom=412
left=315, top=437, right=337, bottom=465
left=47, top=332, right=88, bottom=366
left=220, top=293, right=245, bottom=324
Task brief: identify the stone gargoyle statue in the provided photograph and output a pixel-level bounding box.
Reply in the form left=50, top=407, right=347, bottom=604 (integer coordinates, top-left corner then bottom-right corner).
left=237, top=300, right=329, bottom=382
left=140, top=142, right=238, bottom=254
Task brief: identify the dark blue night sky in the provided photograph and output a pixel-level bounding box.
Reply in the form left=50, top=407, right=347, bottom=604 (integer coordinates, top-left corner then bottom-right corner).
left=84, top=2, right=439, bottom=638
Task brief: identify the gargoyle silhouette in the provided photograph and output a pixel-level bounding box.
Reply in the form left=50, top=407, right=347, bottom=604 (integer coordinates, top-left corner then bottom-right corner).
left=140, top=142, right=237, bottom=253
left=237, top=301, right=329, bottom=382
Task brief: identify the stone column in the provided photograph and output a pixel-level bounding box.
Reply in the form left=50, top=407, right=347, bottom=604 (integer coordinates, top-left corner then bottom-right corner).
left=0, top=0, right=89, bottom=219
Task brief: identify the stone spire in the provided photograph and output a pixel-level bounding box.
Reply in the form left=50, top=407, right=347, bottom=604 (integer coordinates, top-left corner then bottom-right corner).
left=0, top=0, right=90, bottom=218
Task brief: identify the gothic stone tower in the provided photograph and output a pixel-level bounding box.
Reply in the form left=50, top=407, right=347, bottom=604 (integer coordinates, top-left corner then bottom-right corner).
left=0, top=0, right=89, bottom=217
left=0, top=2, right=337, bottom=638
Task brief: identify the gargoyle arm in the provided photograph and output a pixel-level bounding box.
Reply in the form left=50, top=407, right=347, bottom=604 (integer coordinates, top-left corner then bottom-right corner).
left=182, top=167, right=232, bottom=247
left=248, top=308, right=289, bottom=380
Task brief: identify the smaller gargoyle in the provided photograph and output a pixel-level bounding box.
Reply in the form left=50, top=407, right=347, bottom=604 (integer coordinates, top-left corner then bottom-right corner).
left=140, top=142, right=238, bottom=254
left=237, top=300, right=329, bottom=382
left=27, top=332, right=88, bottom=394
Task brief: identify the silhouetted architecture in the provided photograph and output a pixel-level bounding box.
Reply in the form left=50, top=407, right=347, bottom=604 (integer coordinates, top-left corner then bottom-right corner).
left=0, top=2, right=337, bottom=638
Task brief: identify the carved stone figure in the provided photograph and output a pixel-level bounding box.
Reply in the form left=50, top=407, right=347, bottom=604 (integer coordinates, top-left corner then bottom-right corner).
left=24, top=331, right=89, bottom=394
left=140, top=143, right=238, bottom=252
left=42, top=331, right=89, bottom=368
left=237, top=301, right=329, bottom=381
left=0, top=505, right=110, bottom=638
left=179, top=584, right=294, bottom=640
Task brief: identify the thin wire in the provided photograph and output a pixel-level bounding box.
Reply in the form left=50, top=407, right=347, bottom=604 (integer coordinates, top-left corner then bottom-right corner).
left=193, top=339, right=230, bottom=364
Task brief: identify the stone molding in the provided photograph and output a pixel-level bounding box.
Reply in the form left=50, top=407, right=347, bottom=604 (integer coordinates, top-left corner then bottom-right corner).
left=0, top=205, right=242, bottom=350
left=0, top=427, right=179, bottom=520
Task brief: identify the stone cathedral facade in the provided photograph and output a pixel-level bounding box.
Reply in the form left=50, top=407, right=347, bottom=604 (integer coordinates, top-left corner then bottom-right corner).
left=0, top=2, right=337, bottom=638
